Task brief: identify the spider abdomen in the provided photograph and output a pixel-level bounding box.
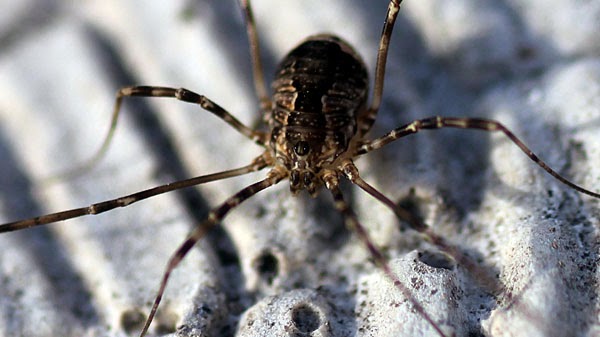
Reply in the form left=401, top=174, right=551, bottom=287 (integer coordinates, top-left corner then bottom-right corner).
left=272, top=35, right=368, bottom=116
left=268, top=35, right=369, bottom=192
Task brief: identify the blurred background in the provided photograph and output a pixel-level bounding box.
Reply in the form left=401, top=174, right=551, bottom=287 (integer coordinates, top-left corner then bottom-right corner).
left=0, top=1, right=599, bottom=336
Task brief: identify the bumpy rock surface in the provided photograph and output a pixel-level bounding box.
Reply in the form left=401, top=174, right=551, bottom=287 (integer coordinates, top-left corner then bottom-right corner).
left=0, top=1, right=599, bottom=336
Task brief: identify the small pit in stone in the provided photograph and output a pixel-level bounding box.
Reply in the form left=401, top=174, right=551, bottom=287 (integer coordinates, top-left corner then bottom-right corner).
left=396, top=191, right=426, bottom=231
left=418, top=250, right=455, bottom=270
left=120, top=308, right=146, bottom=334
left=291, top=303, right=322, bottom=334
left=155, top=309, right=179, bottom=334
left=253, top=250, right=279, bottom=285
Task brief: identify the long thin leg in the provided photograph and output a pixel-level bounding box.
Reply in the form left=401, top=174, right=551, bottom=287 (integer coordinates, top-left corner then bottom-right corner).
left=69, top=86, right=268, bottom=177
left=322, top=172, right=448, bottom=337
left=239, top=0, right=270, bottom=111
left=357, top=116, right=600, bottom=198
left=139, top=169, right=285, bottom=337
left=341, top=161, right=501, bottom=293
left=0, top=155, right=269, bottom=233
left=359, top=0, right=403, bottom=137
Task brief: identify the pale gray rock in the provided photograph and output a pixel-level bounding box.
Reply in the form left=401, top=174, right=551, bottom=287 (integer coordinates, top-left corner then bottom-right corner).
left=0, top=1, right=598, bottom=337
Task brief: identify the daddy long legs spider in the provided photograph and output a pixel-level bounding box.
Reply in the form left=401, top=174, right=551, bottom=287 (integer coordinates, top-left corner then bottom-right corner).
left=1, top=0, right=600, bottom=336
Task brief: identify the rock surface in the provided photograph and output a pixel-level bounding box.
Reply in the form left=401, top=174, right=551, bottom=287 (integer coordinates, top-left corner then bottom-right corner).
left=0, top=1, right=599, bottom=337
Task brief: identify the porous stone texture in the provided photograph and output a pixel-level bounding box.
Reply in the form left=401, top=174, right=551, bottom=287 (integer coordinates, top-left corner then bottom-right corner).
left=0, top=1, right=599, bottom=337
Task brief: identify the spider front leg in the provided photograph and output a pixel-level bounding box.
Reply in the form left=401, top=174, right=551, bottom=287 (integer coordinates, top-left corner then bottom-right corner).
left=341, top=160, right=501, bottom=293
left=357, top=116, right=600, bottom=199
left=322, top=171, right=449, bottom=337
left=0, top=156, right=269, bottom=233
left=138, top=168, right=285, bottom=337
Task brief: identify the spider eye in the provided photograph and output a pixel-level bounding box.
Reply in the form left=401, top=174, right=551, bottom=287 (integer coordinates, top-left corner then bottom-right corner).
left=293, top=141, right=310, bottom=156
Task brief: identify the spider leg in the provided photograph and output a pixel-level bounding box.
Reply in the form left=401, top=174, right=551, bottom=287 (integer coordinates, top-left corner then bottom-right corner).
left=341, top=160, right=501, bottom=294
left=0, top=155, right=269, bottom=233
left=357, top=116, right=600, bottom=199
left=359, top=0, right=403, bottom=137
left=68, top=86, right=268, bottom=177
left=239, top=0, right=270, bottom=111
left=139, top=168, right=285, bottom=337
left=323, top=171, right=448, bottom=337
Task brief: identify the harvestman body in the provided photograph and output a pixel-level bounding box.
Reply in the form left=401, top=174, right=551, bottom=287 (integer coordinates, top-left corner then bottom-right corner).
left=1, top=0, right=599, bottom=336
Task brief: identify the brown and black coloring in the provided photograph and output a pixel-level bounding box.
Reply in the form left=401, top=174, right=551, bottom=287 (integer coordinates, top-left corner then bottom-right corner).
left=1, top=1, right=599, bottom=336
